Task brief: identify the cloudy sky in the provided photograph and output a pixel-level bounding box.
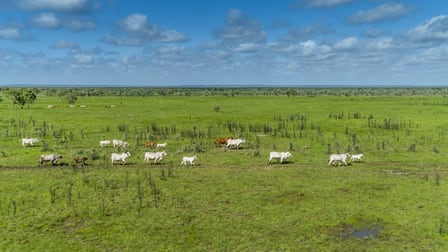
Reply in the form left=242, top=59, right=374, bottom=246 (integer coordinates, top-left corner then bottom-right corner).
left=0, top=0, right=447, bottom=86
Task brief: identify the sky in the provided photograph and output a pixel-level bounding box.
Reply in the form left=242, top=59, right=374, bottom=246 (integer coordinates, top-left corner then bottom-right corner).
left=0, top=0, right=448, bottom=87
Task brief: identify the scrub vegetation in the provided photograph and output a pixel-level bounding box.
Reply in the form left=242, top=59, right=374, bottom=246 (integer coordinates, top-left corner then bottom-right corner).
left=1, top=87, right=448, bottom=250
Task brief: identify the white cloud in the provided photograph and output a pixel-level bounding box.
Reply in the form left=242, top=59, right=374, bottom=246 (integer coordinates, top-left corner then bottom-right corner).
left=349, top=3, right=412, bottom=24
left=213, top=9, right=266, bottom=44
left=406, top=15, right=448, bottom=42
left=52, top=40, right=79, bottom=49
left=66, top=18, right=95, bottom=31
left=233, top=43, right=263, bottom=53
left=32, top=13, right=60, bottom=29
left=366, top=37, right=393, bottom=50
left=294, top=0, right=354, bottom=8
left=30, top=13, right=95, bottom=32
left=0, top=27, right=22, bottom=40
left=295, top=40, right=331, bottom=57
left=75, top=54, right=93, bottom=64
left=104, top=13, right=187, bottom=46
left=334, top=37, right=358, bottom=50
left=19, top=0, right=96, bottom=13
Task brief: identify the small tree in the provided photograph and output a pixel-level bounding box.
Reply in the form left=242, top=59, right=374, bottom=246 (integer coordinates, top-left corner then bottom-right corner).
left=5, top=88, right=38, bottom=109
left=58, top=90, right=78, bottom=105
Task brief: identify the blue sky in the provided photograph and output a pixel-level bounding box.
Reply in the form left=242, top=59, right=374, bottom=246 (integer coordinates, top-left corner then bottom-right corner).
left=0, top=0, right=448, bottom=86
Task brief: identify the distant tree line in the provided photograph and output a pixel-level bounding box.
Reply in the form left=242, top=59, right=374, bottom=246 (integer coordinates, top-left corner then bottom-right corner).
left=37, top=87, right=448, bottom=97
left=3, top=87, right=448, bottom=101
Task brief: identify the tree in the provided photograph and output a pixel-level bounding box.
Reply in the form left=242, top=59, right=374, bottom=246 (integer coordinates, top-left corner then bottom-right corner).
left=57, top=90, right=78, bottom=105
left=5, top=88, right=39, bottom=109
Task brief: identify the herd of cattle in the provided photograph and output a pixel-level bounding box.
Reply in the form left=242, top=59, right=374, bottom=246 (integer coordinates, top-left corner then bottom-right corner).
left=21, top=136, right=364, bottom=167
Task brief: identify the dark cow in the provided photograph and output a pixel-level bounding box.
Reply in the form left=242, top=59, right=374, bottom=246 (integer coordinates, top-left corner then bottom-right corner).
left=73, top=157, right=88, bottom=167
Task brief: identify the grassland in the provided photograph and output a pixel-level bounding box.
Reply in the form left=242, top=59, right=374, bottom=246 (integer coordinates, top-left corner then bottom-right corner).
left=1, top=90, right=448, bottom=250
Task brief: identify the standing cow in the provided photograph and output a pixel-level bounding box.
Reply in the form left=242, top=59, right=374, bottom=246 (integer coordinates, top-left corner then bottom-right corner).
left=39, top=154, right=62, bottom=166
left=181, top=155, right=197, bottom=166
left=226, top=139, right=246, bottom=149
left=144, top=151, right=167, bottom=164
left=112, top=139, right=129, bottom=148
left=99, top=140, right=111, bottom=147
left=22, top=138, right=39, bottom=147
left=111, top=152, right=131, bottom=165
left=328, top=153, right=350, bottom=166
left=268, top=151, right=292, bottom=164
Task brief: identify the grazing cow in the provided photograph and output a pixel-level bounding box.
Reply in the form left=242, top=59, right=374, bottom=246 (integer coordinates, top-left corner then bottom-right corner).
left=112, top=139, right=129, bottom=148
left=73, top=157, right=88, bottom=167
left=328, top=153, right=350, bottom=166
left=144, top=151, right=167, bottom=164
left=226, top=138, right=246, bottom=149
left=145, top=141, right=155, bottom=148
left=181, top=155, right=197, bottom=166
left=22, top=138, right=39, bottom=147
left=268, top=151, right=292, bottom=164
left=350, top=153, right=364, bottom=162
left=99, top=140, right=111, bottom=147
left=156, top=142, right=167, bottom=148
left=111, top=152, right=131, bottom=165
left=39, top=154, right=62, bottom=166
left=215, top=137, right=232, bottom=146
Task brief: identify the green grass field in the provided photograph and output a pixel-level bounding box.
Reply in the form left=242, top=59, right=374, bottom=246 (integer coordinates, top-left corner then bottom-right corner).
left=1, top=90, right=448, bottom=250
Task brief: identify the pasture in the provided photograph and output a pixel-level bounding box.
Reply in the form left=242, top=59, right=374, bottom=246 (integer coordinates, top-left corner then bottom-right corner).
left=1, top=89, right=448, bottom=250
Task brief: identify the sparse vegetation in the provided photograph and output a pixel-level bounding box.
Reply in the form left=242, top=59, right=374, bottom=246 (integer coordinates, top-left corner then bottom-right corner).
left=1, top=87, right=448, bottom=250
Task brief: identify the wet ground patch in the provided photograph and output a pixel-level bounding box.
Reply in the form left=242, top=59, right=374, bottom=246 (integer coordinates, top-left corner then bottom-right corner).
left=329, top=218, right=385, bottom=240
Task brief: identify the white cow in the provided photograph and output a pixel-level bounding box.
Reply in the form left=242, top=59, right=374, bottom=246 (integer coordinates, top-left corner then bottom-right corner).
left=39, top=154, right=62, bottom=165
left=328, top=153, right=350, bottom=166
left=22, top=138, right=39, bottom=147
left=144, top=151, right=167, bottom=164
left=226, top=138, right=246, bottom=149
left=111, top=152, right=131, bottom=165
left=112, top=139, right=129, bottom=148
left=181, top=155, right=197, bottom=166
left=99, top=140, right=111, bottom=147
left=268, top=151, right=292, bottom=164
left=156, top=142, right=167, bottom=148
left=350, top=153, right=364, bottom=162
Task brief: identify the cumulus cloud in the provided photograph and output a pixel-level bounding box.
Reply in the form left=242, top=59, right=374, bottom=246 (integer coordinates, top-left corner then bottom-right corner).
left=213, top=9, right=266, bottom=44
left=19, top=0, right=97, bottom=13
left=334, top=36, right=358, bottom=50
left=280, top=23, right=334, bottom=42
left=51, top=40, right=79, bottom=49
left=66, top=18, right=95, bottom=31
left=233, top=42, right=264, bottom=53
left=30, top=13, right=95, bottom=32
left=0, top=27, right=23, bottom=40
left=32, top=13, right=61, bottom=29
left=103, top=13, right=188, bottom=46
left=293, top=0, right=354, bottom=8
left=406, top=15, right=448, bottom=43
left=349, top=3, right=412, bottom=24
left=365, top=37, right=394, bottom=50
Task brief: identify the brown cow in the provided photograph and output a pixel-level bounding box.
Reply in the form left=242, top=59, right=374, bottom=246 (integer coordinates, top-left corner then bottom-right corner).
left=145, top=141, right=155, bottom=148
left=73, top=157, right=88, bottom=167
left=215, top=137, right=232, bottom=146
